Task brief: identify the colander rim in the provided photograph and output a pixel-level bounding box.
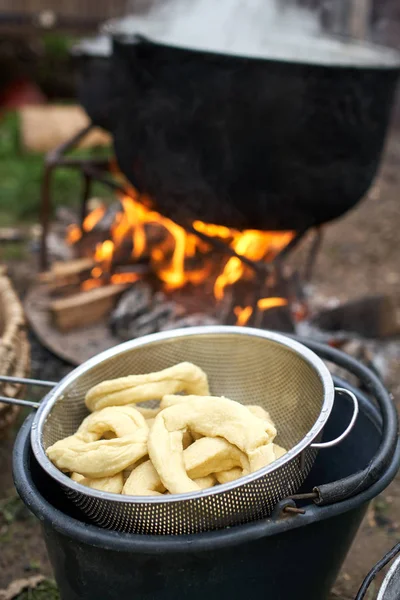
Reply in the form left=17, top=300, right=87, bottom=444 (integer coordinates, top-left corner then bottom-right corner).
left=31, top=326, right=335, bottom=504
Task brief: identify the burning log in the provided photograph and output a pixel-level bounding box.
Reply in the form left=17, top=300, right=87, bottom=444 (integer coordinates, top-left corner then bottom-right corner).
left=110, top=283, right=153, bottom=337
left=110, top=283, right=187, bottom=340
left=161, top=314, right=220, bottom=330
left=50, top=284, right=129, bottom=332
left=255, top=304, right=295, bottom=333
left=125, top=303, right=181, bottom=339
left=39, top=258, right=96, bottom=286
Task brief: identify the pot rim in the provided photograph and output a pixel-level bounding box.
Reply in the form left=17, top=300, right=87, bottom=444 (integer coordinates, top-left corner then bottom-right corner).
left=104, top=18, right=400, bottom=71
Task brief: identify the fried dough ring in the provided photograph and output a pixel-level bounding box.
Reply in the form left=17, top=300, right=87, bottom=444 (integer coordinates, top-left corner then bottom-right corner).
left=76, top=406, right=147, bottom=441
left=85, top=363, right=209, bottom=412
left=160, top=396, right=277, bottom=440
left=135, top=406, right=160, bottom=419
left=122, top=460, right=217, bottom=496
left=46, top=406, right=149, bottom=478
left=215, top=467, right=243, bottom=484
left=184, top=437, right=250, bottom=478
left=71, top=472, right=124, bottom=494
left=215, top=443, right=287, bottom=484
left=145, top=412, right=192, bottom=448
left=148, top=395, right=271, bottom=494
left=247, top=405, right=277, bottom=439
left=123, top=436, right=248, bottom=496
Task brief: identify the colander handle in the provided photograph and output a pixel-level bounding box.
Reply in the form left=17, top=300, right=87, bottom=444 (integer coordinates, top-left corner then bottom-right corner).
left=0, top=374, right=56, bottom=410
left=311, top=388, right=359, bottom=449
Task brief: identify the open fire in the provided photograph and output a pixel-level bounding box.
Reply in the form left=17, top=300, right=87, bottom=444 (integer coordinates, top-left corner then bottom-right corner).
left=66, top=189, right=295, bottom=327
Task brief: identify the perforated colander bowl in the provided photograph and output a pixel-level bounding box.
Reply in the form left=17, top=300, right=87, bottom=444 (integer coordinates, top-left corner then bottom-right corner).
left=26, top=327, right=358, bottom=535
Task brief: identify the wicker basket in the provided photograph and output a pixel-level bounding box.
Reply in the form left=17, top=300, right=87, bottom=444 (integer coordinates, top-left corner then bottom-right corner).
left=0, top=268, right=30, bottom=436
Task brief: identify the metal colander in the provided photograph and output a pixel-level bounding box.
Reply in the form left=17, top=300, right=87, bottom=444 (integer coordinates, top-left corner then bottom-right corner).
left=10, top=327, right=358, bottom=535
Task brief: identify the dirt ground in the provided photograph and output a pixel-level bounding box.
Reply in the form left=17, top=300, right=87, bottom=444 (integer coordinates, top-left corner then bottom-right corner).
left=0, top=128, right=400, bottom=599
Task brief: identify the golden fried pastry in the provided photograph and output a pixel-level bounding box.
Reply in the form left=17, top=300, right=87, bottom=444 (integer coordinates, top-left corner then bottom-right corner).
left=148, top=395, right=273, bottom=494
left=215, top=443, right=287, bottom=484
left=145, top=413, right=192, bottom=448
left=46, top=406, right=149, bottom=478
left=71, top=472, right=124, bottom=494
left=48, top=363, right=286, bottom=497
left=76, top=405, right=148, bottom=441
left=247, top=405, right=277, bottom=436
left=215, top=467, right=243, bottom=484
left=122, top=460, right=218, bottom=496
left=135, top=406, right=160, bottom=419
left=194, top=474, right=217, bottom=489
left=273, top=444, right=287, bottom=459
left=123, top=460, right=165, bottom=496
left=183, top=437, right=250, bottom=478
left=85, top=363, right=209, bottom=412
left=160, top=396, right=277, bottom=439
left=159, top=395, right=188, bottom=410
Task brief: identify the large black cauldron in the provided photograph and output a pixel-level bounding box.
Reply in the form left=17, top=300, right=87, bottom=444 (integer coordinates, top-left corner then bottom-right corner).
left=97, top=33, right=400, bottom=231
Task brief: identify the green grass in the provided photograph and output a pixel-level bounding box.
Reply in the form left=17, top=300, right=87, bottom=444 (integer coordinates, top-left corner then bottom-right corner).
left=0, top=242, right=28, bottom=261
left=0, top=112, right=112, bottom=226
left=15, top=579, right=60, bottom=600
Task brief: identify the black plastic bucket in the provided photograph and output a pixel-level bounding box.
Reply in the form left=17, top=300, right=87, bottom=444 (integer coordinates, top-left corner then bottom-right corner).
left=13, top=371, right=400, bottom=600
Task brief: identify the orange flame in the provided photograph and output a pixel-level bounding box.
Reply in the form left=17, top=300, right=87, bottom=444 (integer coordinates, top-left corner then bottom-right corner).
left=234, top=306, right=253, bottom=326
left=234, top=297, right=289, bottom=326
left=111, top=273, right=141, bottom=285
left=214, top=231, right=294, bottom=301
left=81, top=279, right=103, bottom=291
left=68, top=193, right=294, bottom=313
left=66, top=224, right=82, bottom=245
left=83, top=206, right=106, bottom=232
left=258, top=297, right=288, bottom=311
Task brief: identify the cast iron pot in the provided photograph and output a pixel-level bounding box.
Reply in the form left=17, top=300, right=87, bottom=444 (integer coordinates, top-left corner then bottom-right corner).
left=71, top=37, right=114, bottom=131
left=13, top=343, right=400, bottom=600
left=104, top=32, right=400, bottom=231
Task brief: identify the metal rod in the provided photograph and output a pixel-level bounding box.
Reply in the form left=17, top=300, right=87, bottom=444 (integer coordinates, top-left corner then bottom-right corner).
left=0, top=396, right=40, bottom=410
left=283, top=506, right=306, bottom=515
left=289, top=492, right=319, bottom=501
left=304, top=227, right=324, bottom=282
left=81, top=172, right=92, bottom=226
left=40, top=164, right=53, bottom=271
left=39, top=124, right=101, bottom=270
left=273, top=228, right=308, bottom=265
left=46, top=123, right=94, bottom=164
left=0, top=375, right=57, bottom=388
left=82, top=164, right=138, bottom=198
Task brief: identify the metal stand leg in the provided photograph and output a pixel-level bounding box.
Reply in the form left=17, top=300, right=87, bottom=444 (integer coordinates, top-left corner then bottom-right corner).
left=80, top=173, right=92, bottom=226
left=304, top=227, right=324, bottom=283
left=40, top=163, right=54, bottom=271
left=38, top=123, right=110, bottom=271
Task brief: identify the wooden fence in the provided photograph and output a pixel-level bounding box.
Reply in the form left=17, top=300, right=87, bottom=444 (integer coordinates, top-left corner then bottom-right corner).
left=0, top=0, right=147, bottom=32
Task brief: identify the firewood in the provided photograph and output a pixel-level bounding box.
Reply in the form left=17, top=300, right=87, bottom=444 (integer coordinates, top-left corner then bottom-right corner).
left=39, top=258, right=95, bottom=284
left=50, top=284, right=128, bottom=331
left=312, top=295, right=399, bottom=338
left=19, top=105, right=111, bottom=152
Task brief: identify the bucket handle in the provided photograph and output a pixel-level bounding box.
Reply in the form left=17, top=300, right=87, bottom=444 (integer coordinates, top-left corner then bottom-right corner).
left=294, top=337, right=399, bottom=508
left=0, top=375, right=56, bottom=410
left=311, top=388, right=359, bottom=449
